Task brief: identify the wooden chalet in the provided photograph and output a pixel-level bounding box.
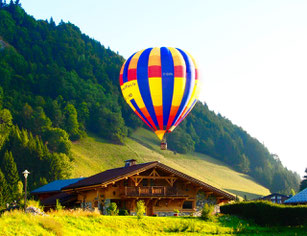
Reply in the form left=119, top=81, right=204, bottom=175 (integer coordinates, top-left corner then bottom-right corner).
left=62, top=160, right=235, bottom=216
left=31, top=178, right=85, bottom=210
left=258, top=193, right=290, bottom=204
left=32, top=178, right=84, bottom=202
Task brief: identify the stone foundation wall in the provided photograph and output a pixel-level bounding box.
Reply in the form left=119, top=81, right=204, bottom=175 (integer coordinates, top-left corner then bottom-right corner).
left=195, top=191, right=218, bottom=216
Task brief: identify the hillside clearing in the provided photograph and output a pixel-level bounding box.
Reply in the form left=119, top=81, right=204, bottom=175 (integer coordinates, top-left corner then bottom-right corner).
left=71, top=128, right=270, bottom=199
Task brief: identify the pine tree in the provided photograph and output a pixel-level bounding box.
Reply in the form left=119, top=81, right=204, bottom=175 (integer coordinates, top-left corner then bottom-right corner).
left=2, top=151, right=20, bottom=201
left=299, top=168, right=307, bottom=191
left=0, top=169, right=9, bottom=207
left=64, top=103, right=81, bottom=140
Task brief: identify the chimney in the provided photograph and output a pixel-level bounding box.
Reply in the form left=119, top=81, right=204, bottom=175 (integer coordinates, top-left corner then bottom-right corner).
left=124, top=159, right=136, bottom=167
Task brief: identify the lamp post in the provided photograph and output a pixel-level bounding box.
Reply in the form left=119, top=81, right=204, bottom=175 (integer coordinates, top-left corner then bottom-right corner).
left=22, top=170, right=30, bottom=211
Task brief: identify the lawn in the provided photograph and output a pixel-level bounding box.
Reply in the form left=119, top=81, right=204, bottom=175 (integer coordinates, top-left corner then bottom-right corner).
left=1, top=210, right=305, bottom=236
left=71, top=128, right=270, bottom=199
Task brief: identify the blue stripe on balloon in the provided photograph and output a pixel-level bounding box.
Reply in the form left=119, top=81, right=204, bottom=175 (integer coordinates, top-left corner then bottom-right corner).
left=170, top=48, right=194, bottom=127
left=137, top=48, right=159, bottom=129
left=130, top=99, right=154, bottom=130
left=177, top=99, right=197, bottom=126
left=161, top=47, right=174, bottom=129
left=122, top=53, right=136, bottom=83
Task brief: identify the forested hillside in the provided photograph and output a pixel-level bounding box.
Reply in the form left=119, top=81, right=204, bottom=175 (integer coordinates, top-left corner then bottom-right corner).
left=0, top=1, right=300, bottom=207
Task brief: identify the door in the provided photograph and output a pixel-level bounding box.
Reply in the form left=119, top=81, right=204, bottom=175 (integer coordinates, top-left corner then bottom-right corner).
left=146, top=201, right=154, bottom=216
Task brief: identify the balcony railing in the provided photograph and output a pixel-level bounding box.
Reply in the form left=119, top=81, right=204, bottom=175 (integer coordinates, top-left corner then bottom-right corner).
left=124, top=186, right=184, bottom=197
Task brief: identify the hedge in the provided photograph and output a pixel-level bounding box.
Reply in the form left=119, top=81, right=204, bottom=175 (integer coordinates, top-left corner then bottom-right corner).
left=220, top=201, right=307, bottom=226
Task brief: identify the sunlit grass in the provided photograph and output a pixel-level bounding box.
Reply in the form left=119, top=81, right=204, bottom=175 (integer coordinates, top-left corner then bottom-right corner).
left=1, top=210, right=306, bottom=236
left=71, top=128, right=270, bottom=199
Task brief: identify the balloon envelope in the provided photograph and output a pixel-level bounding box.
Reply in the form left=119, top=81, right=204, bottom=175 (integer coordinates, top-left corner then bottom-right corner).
left=119, top=47, right=199, bottom=140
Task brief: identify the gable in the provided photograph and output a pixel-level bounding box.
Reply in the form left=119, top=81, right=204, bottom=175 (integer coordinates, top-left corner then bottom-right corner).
left=62, top=161, right=235, bottom=201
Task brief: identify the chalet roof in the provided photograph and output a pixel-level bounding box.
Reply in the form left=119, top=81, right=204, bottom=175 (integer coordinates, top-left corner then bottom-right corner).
left=41, top=192, right=77, bottom=206
left=31, top=178, right=85, bottom=194
left=62, top=161, right=235, bottom=200
left=62, top=162, right=157, bottom=190
left=284, top=188, right=307, bottom=204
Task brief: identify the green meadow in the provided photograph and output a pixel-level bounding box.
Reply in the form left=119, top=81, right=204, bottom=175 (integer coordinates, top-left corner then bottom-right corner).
left=71, top=128, right=270, bottom=199
left=1, top=210, right=306, bottom=236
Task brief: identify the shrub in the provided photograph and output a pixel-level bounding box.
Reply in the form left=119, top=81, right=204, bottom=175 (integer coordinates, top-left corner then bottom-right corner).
left=136, top=200, right=145, bottom=219
left=220, top=201, right=307, bottom=226
left=118, top=209, right=129, bottom=216
left=201, top=204, right=214, bottom=221
left=55, top=199, right=64, bottom=211
left=107, top=202, right=119, bottom=216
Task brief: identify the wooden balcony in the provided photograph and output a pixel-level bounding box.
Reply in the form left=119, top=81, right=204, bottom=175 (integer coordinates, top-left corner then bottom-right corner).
left=123, top=186, right=187, bottom=197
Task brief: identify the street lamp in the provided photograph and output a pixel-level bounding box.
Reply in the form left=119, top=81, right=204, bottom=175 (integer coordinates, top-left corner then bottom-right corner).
left=22, top=170, right=30, bottom=211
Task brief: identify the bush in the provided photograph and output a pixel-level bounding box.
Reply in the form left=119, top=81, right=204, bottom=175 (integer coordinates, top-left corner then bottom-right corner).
left=118, top=209, right=129, bottom=216
left=136, top=200, right=145, bottom=219
left=55, top=199, right=64, bottom=211
left=220, top=201, right=307, bottom=226
left=107, top=202, right=119, bottom=216
left=201, top=204, right=214, bottom=221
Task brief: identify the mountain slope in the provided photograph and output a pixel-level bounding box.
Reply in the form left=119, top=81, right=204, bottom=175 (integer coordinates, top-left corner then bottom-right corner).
left=71, top=128, right=270, bottom=199
left=0, top=3, right=299, bottom=198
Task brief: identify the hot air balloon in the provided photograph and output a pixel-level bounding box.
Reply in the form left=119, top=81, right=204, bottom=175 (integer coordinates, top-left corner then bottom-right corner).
left=119, top=47, right=200, bottom=149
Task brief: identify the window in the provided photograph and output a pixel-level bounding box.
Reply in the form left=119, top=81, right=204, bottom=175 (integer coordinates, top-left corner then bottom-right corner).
left=142, top=179, right=148, bottom=186
left=182, top=201, right=193, bottom=209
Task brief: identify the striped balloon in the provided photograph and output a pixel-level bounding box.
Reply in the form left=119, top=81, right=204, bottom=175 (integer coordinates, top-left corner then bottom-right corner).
left=119, top=47, right=200, bottom=141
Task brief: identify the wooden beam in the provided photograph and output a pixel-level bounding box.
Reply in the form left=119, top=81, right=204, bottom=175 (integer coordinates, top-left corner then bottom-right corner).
left=149, top=169, right=160, bottom=177
left=128, top=175, right=178, bottom=180
left=130, top=176, right=143, bottom=186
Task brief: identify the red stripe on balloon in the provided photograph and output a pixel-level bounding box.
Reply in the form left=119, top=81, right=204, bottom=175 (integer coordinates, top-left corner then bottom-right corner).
left=166, top=106, right=179, bottom=130
left=174, top=65, right=185, bottom=77
left=140, top=107, right=158, bottom=130
left=148, top=65, right=162, bottom=77
left=134, top=110, right=154, bottom=131
left=154, top=105, right=163, bottom=130
left=128, top=68, right=137, bottom=81
left=119, top=74, right=123, bottom=86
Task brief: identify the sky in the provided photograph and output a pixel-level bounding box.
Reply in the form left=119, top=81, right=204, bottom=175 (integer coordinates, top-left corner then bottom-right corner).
left=21, top=0, right=307, bottom=177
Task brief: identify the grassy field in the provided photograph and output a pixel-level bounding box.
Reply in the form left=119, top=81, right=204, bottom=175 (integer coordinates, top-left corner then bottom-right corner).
left=71, top=128, right=270, bottom=199
left=1, top=210, right=305, bottom=236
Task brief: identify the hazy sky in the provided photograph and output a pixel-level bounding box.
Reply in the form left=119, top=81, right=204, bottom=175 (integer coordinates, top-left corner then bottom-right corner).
left=21, top=0, right=307, bottom=177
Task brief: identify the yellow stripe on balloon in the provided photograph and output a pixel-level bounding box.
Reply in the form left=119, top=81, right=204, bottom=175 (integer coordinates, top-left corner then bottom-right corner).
left=166, top=48, right=186, bottom=128
left=172, top=77, right=186, bottom=106
left=148, top=47, right=160, bottom=66
left=168, top=47, right=185, bottom=66
left=148, top=47, right=163, bottom=129
left=129, top=49, right=144, bottom=69
left=149, top=77, right=163, bottom=106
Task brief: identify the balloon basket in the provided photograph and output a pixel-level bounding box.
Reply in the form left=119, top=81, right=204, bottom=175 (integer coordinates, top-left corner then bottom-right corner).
left=160, top=141, right=167, bottom=150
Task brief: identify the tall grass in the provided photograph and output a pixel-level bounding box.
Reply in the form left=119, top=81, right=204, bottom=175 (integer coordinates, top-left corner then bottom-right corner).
left=1, top=210, right=306, bottom=236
